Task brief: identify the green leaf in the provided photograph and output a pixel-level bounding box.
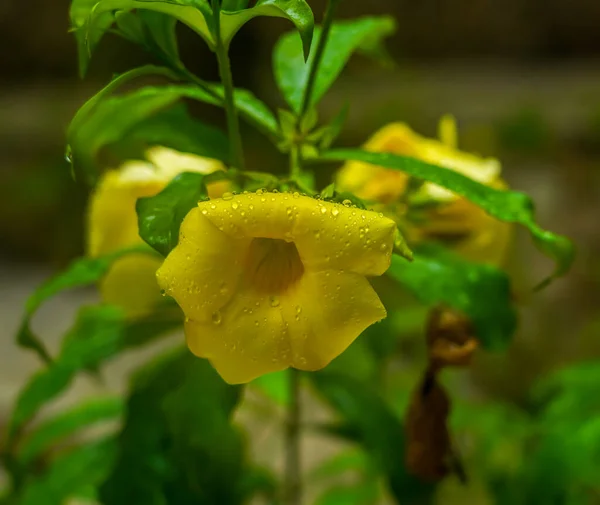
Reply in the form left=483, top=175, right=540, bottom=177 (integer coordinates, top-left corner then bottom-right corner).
left=123, top=103, right=230, bottom=163
left=252, top=370, right=289, bottom=406
left=311, top=372, right=435, bottom=504
left=137, top=171, right=231, bottom=256
left=315, top=482, right=380, bottom=505
left=319, top=149, right=576, bottom=287
left=15, top=246, right=155, bottom=363
left=221, top=0, right=314, bottom=57
left=17, top=397, right=124, bottom=466
left=70, top=0, right=115, bottom=76
left=10, top=305, right=180, bottom=443
left=17, top=437, right=118, bottom=505
left=69, top=82, right=277, bottom=183
left=79, top=0, right=213, bottom=70
left=274, top=16, right=396, bottom=112
left=100, top=347, right=247, bottom=505
left=387, top=245, right=517, bottom=351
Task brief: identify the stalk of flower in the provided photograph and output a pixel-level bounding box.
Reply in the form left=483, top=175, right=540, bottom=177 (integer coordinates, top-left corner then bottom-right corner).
left=87, top=147, right=227, bottom=317
left=157, top=190, right=397, bottom=384
left=335, top=116, right=513, bottom=266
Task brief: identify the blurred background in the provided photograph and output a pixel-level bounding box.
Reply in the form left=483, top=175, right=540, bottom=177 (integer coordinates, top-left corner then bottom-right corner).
left=1, top=0, right=599, bottom=502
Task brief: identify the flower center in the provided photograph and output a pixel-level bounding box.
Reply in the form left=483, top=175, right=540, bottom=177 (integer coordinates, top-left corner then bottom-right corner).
left=245, top=238, right=304, bottom=294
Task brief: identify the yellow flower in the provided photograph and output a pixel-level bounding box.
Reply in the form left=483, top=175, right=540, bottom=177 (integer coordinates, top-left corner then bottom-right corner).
left=336, top=116, right=512, bottom=265
left=157, top=191, right=396, bottom=384
left=87, top=147, right=226, bottom=317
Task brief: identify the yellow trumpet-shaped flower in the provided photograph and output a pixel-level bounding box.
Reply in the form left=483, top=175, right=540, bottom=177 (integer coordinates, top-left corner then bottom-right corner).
left=336, top=116, right=512, bottom=265
left=87, top=147, right=226, bottom=317
left=157, top=191, right=397, bottom=384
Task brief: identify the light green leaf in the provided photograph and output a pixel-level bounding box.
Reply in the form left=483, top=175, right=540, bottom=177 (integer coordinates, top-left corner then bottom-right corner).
left=15, top=246, right=155, bottom=363
left=274, top=16, right=396, bottom=112
left=69, top=82, right=277, bottom=183
left=17, top=397, right=124, bottom=466
left=18, top=437, right=118, bottom=505
left=136, top=171, right=231, bottom=256
left=221, top=0, right=314, bottom=57
left=319, top=149, right=575, bottom=287
left=387, top=245, right=517, bottom=350
left=252, top=370, right=289, bottom=406
left=138, top=10, right=180, bottom=62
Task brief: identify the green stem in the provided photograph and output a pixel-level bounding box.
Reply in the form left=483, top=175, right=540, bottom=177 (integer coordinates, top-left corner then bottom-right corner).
left=212, top=0, right=245, bottom=170
left=284, top=368, right=302, bottom=505
left=289, top=144, right=301, bottom=179
left=298, top=0, right=339, bottom=120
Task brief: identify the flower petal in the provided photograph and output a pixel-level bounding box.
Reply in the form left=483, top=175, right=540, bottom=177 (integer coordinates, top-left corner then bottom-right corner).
left=156, top=207, right=250, bottom=323
left=199, top=192, right=396, bottom=277
left=87, top=165, right=164, bottom=256
left=184, top=286, right=291, bottom=384
left=282, top=270, right=387, bottom=371
left=293, top=201, right=396, bottom=276
left=100, top=254, right=162, bottom=318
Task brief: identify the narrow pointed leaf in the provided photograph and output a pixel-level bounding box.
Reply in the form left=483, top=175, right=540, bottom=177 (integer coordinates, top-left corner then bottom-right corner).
left=319, top=149, right=575, bottom=287
left=274, top=16, right=396, bottom=112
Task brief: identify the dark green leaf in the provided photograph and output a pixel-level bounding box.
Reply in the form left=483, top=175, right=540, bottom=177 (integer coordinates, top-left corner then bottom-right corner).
left=311, top=372, right=435, bottom=504
left=221, top=0, right=314, bottom=57
left=387, top=245, right=517, bottom=350
left=137, top=171, right=232, bottom=256
left=100, top=348, right=249, bottom=505
left=18, top=437, right=118, bottom=505
left=319, top=149, right=575, bottom=287
left=70, top=0, right=115, bottom=76
left=16, top=246, right=155, bottom=363
left=138, top=10, right=181, bottom=62
left=10, top=305, right=181, bottom=443
left=17, top=397, right=124, bottom=466
left=274, top=16, right=396, bottom=112
left=315, top=482, right=380, bottom=505
left=222, top=0, right=249, bottom=9
left=78, top=0, right=213, bottom=71
left=123, top=104, right=230, bottom=163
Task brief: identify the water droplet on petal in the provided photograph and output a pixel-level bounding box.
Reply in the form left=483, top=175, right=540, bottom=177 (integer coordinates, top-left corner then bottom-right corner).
left=342, top=199, right=352, bottom=207
left=256, top=188, right=266, bottom=195
left=320, top=206, right=327, bottom=214
left=331, top=208, right=340, bottom=217
left=211, top=311, right=222, bottom=325
left=292, top=192, right=300, bottom=199
left=232, top=202, right=239, bottom=210
left=222, top=192, right=233, bottom=201
left=269, top=296, right=280, bottom=307
left=219, top=282, right=228, bottom=295
left=201, top=209, right=208, bottom=215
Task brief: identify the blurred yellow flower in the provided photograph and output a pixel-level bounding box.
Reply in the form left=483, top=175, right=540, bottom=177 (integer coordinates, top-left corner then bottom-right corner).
left=157, top=191, right=396, bottom=384
left=88, top=147, right=226, bottom=317
left=336, top=116, right=512, bottom=265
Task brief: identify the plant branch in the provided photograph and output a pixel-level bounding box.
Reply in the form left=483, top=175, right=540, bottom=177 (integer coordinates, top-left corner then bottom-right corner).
left=284, top=368, right=302, bottom=505
left=212, top=0, right=245, bottom=170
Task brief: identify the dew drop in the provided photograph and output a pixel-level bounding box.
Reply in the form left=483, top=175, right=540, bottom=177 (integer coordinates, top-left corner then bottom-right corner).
left=331, top=208, right=340, bottom=217
left=380, top=243, right=388, bottom=251
left=222, top=192, right=234, bottom=201
left=256, top=188, right=266, bottom=195
left=160, top=289, right=166, bottom=297
left=210, top=203, right=217, bottom=209
left=211, top=311, right=222, bottom=325
left=231, top=202, right=239, bottom=210
left=292, top=192, right=300, bottom=199
left=320, top=206, right=327, bottom=214
left=219, top=282, right=228, bottom=295
left=342, top=199, right=352, bottom=207
left=272, top=189, right=279, bottom=193
left=269, top=296, right=281, bottom=307
left=201, top=209, right=208, bottom=215
left=249, top=204, right=254, bottom=210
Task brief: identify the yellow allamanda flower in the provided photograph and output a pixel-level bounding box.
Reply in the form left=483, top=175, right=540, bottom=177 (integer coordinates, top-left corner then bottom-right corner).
left=87, top=146, right=227, bottom=317
left=336, top=116, right=512, bottom=265
left=157, top=191, right=397, bottom=384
